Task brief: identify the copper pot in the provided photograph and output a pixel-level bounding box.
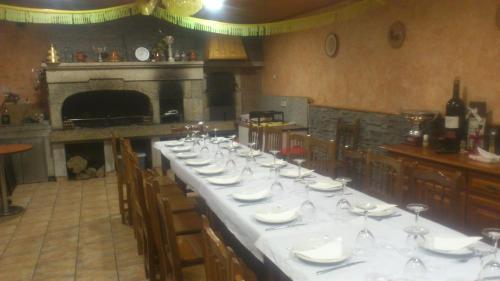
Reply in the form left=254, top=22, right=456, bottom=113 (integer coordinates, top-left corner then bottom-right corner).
left=109, top=50, right=121, bottom=62
left=75, top=51, right=87, bottom=62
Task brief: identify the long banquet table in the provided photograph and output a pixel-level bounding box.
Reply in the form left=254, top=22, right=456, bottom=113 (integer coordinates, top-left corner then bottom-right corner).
left=155, top=140, right=486, bottom=281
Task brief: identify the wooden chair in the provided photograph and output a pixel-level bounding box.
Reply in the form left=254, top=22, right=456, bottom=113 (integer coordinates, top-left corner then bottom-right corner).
left=409, top=167, right=465, bottom=229
left=227, top=247, right=257, bottom=281
left=363, top=151, right=405, bottom=204
left=336, top=118, right=360, bottom=153
left=337, top=149, right=366, bottom=190
left=248, top=125, right=263, bottom=150
left=282, top=133, right=309, bottom=161
left=262, top=126, right=283, bottom=153
left=157, top=196, right=205, bottom=281
left=305, top=137, right=337, bottom=177
left=202, top=215, right=230, bottom=281
left=119, top=137, right=134, bottom=226
left=111, top=132, right=129, bottom=224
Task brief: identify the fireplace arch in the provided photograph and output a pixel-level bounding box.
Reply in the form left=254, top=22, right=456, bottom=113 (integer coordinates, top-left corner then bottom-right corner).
left=62, top=90, right=153, bottom=128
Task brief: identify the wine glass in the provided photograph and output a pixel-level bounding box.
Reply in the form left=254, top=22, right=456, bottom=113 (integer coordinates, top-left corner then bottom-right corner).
left=270, top=163, right=284, bottom=199
left=335, top=177, right=352, bottom=210
left=299, top=179, right=316, bottom=222
left=225, top=145, right=237, bottom=171
left=403, top=225, right=428, bottom=278
left=214, top=141, right=224, bottom=162
left=293, top=158, right=306, bottom=182
left=200, top=133, right=209, bottom=153
left=404, top=203, right=429, bottom=235
left=479, top=228, right=500, bottom=281
left=355, top=202, right=377, bottom=251
left=268, top=150, right=280, bottom=178
left=213, top=128, right=218, bottom=140
left=470, top=242, right=496, bottom=281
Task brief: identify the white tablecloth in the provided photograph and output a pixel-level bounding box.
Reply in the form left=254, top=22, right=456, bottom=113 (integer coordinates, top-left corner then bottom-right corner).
left=155, top=140, right=485, bottom=281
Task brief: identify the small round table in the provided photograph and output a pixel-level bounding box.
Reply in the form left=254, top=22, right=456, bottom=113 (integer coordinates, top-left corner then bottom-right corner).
left=0, top=144, right=32, bottom=217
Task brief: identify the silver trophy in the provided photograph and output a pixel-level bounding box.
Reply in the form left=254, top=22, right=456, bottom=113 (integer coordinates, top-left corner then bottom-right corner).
left=163, top=36, right=175, bottom=62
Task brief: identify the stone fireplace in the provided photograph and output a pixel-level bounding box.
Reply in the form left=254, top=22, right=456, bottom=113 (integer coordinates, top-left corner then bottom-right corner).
left=43, top=61, right=213, bottom=179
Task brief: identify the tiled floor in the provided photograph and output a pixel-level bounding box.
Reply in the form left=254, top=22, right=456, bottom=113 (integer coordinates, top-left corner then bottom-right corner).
left=0, top=175, right=147, bottom=281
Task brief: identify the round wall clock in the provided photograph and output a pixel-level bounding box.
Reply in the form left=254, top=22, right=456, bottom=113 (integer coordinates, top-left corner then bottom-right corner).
left=324, top=33, right=338, bottom=57
left=388, top=21, right=406, bottom=49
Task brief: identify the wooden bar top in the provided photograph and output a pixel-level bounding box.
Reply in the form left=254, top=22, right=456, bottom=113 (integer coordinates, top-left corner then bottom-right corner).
left=380, top=144, right=500, bottom=177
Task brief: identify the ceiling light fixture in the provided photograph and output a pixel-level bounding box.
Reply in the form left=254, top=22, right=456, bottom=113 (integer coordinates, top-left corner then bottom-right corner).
left=203, top=0, right=224, bottom=11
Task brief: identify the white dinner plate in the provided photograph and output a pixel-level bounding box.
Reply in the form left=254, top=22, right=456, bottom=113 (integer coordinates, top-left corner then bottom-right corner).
left=254, top=205, right=299, bottom=224
left=259, top=159, right=287, bottom=168
left=279, top=169, right=314, bottom=178
left=232, top=188, right=271, bottom=202
left=419, top=236, right=480, bottom=256
left=171, top=146, right=192, bottom=152
left=349, top=204, right=398, bottom=217
left=308, top=180, right=343, bottom=191
left=207, top=175, right=240, bottom=185
left=176, top=152, right=198, bottom=159
left=237, top=150, right=261, bottom=157
left=185, top=159, right=211, bottom=166
left=194, top=165, right=225, bottom=175
left=164, top=140, right=185, bottom=147
left=293, top=238, right=352, bottom=264
left=135, top=47, right=150, bottom=61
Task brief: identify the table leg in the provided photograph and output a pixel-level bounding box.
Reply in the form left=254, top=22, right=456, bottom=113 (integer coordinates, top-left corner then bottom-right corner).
left=0, top=155, right=24, bottom=217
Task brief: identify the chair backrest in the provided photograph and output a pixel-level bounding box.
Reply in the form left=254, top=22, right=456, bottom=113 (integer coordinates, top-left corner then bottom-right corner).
left=228, top=246, right=257, bottom=281
left=306, top=137, right=337, bottom=177
left=338, top=149, right=366, bottom=189
left=409, top=167, right=465, bottom=229
left=262, top=126, right=283, bottom=153
left=336, top=118, right=360, bottom=154
left=248, top=125, right=263, bottom=150
left=110, top=132, right=122, bottom=176
left=144, top=177, right=169, bottom=281
left=284, top=133, right=310, bottom=161
left=363, top=151, right=404, bottom=204
left=157, top=196, right=184, bottom=281
left=202, top=215, right=230, bottom=281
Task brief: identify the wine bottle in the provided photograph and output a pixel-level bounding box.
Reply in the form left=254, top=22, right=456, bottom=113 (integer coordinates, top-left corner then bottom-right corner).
left=1, top=106, right=10, bottom=125
left=444, top=78, right=466, bottom=152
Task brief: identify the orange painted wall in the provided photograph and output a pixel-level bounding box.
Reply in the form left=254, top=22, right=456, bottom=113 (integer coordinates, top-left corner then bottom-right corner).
left=262, top=0, right=500, bottom=123
left=0, top=23, right=49, bottom=105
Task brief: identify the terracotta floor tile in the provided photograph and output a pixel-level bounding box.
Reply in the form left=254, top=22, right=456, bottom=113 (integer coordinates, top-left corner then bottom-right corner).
left=76, top=269, right=118, bottom=281
left=117, top=262, right=148, bottom=281
left=34, top=259, right=77, bottom=277
left=32, top=274, right=76, bottom=281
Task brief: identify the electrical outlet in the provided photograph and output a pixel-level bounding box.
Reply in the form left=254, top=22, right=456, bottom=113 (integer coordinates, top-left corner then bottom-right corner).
left=280, top=98, right=287, bottom=107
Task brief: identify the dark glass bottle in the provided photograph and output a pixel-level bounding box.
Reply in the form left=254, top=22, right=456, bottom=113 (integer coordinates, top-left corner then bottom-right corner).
left=444, top=78, right=466, bottom=152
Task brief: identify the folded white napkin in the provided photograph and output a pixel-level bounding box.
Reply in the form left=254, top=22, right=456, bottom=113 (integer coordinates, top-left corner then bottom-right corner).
left=477, top=147, right=500, bottom=161
left=294, top=240, right=343, bottom=262
left=352, top=204, right=397, bottom=214
left=432, top=236, right=482, bottom=251
left=232, top=188, right=270, bottom=201
left=254, top=207, right=299, bottom=223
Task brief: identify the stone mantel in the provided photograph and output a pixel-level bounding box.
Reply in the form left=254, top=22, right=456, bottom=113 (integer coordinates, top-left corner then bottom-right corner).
left=42, top=61, right=204, bottom=83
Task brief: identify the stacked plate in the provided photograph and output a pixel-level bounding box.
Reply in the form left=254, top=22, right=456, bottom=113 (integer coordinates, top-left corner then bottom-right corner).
left=206, top=175, right=240, bottom=185
left=185, top=158, right=211, bottom=166
left=232, top=188, right=271, bottom=202
left=194, top=165, right=225, bottom=176
left=237, top=150, right=261, bottom=157
left=308, top=180, right=343, bottom=191
left=164, top=140, right=184, bottom=147
left=259, top=159, right=287, bottom=168
left=171, top=146, right=192, bottom=153
left=176, top=152, right=198, bottom=159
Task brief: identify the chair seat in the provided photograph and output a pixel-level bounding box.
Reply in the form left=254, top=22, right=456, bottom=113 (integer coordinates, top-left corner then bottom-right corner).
left=165, top=194, right=197, bottom=213
left=182, top=264, right=206, bottom=281
left=177, top=233, right=204, bottom=266
left=173, top=211, right=202, bottom=235
left=159, top=183, right=185, bottom=197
